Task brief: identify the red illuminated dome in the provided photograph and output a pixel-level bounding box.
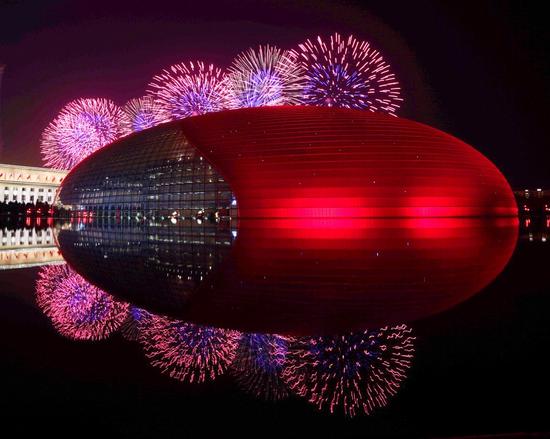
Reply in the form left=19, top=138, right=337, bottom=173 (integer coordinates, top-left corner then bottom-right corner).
left=59, top=105, right=517, bottom=219
left=181, top=106, right=517, bottom=218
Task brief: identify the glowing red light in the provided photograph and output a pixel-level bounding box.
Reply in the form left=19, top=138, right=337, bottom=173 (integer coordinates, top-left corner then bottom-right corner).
left=181, top=106, right=517, bottom=219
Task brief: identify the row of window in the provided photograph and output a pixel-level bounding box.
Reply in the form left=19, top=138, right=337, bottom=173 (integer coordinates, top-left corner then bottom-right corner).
left=1, top=238, right=52, bottom=246
left=0, top=229, right=53, bottom=247
left=3, top=194, right=53, bottom=202
left=4, top=187, right=53, bottom=192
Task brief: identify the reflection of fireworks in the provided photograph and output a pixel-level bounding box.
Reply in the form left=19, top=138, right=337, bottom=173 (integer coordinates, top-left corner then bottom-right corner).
left=139, top=315, right=240, bottom=383
left=41, top=98, right=124, bottom=169
left=291, top=33, right=402, bottom=114
left=36, top=265, right=129, bottom=341
left=282, top=325, right=415, bottom=417
left=120, top=96, right=170, bottom=135
left=120, top=306, right=153, bottom=342
left=227, top=45, right=304, bottom=108
left=148, top=61, right=230, bottom=120
left=231, top=333, right=292, bottom=401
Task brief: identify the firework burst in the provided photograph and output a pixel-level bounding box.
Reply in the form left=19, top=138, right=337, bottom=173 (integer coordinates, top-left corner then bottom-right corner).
left=120, top=96, right=170, bottom=135
left=119, top=306, right=153, bottom=342
left=36, top=265, right=129, bottom=341
left=231, top=333, right=292, bottom=401
left=282, top=325, right=415, bottom=417
left=227, top=45, right=304, bottom=108
left=291, top=33, right=402, bottom=114
left=148, top=61, right=231, bottom=120
left=41, top=98, right=124, bottom=169
left=139, top=315, right=240, bottom=383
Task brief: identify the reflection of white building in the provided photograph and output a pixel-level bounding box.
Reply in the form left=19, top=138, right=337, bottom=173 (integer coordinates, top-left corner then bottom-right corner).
left=0, top=247, right=64, bottom=270
left=1, top=227, right=55, bottom=248
left=0, top=226, right=64, bottom=269
left=1, top=163, right=68, bottom=204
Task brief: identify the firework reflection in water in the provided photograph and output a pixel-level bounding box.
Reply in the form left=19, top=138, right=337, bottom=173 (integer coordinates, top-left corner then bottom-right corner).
left=282, top=325, right=415, bottom=417
left=139, top=315, right=240, bottom=383
left=36, top=265, right=129, bottom=341
left=231, top=333, right=293, bottom=401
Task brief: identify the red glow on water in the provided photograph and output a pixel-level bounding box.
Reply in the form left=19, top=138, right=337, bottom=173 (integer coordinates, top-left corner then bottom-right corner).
left=148, top=216, right=519, bottom=335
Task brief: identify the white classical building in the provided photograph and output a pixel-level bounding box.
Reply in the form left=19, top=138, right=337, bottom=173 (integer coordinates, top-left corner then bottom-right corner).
left=0, top=163, right=68, bottom=204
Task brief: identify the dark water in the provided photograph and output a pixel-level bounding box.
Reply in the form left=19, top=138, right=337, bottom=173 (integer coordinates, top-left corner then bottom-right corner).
left=0, top=216, right=548, bottom=437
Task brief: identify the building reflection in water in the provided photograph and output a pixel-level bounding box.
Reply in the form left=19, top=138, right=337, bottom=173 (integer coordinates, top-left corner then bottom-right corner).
left=30, top=215, right=521, bottom=417
left=56, top=219, right=235, bottom=317
left=55, top=216, right=518, bottom=335
left=33, top=262, right=416, bottom=417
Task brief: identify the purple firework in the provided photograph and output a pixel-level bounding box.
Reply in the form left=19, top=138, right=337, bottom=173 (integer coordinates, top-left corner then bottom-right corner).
left=139, top=314, right=240, bottom=383
left=227, top=45, right=304, bottom=108
left=282, top=325, right=415, bottom=417
left=36, top=265, right=129, bottom=341
left=119, top=306, right=154, bottom=342
left=147, top=61, right=231, bottom=120
left=231, top=333, right=293, bottom=401
left=120, top=96, right=170, bottom=136
left=291, top=33, right=402, bottom=114
left=41, top=98, right=124, bottom=170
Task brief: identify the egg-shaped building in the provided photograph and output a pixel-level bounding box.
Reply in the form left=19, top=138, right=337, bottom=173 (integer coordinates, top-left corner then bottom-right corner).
left=58, top=106, right=517, bottom=218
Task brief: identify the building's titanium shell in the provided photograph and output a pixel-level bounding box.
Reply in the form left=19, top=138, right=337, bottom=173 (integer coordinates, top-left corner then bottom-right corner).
left=59, top=106, right=517, bottom=218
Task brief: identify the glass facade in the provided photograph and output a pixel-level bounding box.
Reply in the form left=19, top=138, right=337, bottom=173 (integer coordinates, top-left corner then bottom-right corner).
left=58, top=124, right=234, bottom=219
left=56, top=219, right=235, bottom=316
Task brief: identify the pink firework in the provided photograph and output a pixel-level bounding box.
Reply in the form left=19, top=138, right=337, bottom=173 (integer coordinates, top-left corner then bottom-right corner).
left=282, top=325, right=415, bottom=417
left=227, top=45, right=304, bottom=108
left=41, top=98, right=124, bottom=169
left=119, top=96, right=170, bottom=136
left=139, top=314, right=240, bottom=383
left=147, top=61, right=231, bottom=120
left=291, top=33, right=402, bottom=114
left=36, top=265, right=129, bottom=341
left=119, top=306, right=154, bottom=342
left=231, top=333, right=293, bottom=401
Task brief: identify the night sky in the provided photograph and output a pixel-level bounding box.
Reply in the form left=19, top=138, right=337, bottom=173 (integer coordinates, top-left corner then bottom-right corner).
left=0, top=0, right=548, bottom=188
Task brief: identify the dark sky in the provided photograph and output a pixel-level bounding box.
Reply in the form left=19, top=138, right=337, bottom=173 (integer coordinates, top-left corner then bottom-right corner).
left=0, top=0, right=548, bottom=188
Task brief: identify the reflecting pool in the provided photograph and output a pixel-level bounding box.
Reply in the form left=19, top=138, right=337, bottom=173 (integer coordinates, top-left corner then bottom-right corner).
left=0, top=216, right=548, bottom=436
